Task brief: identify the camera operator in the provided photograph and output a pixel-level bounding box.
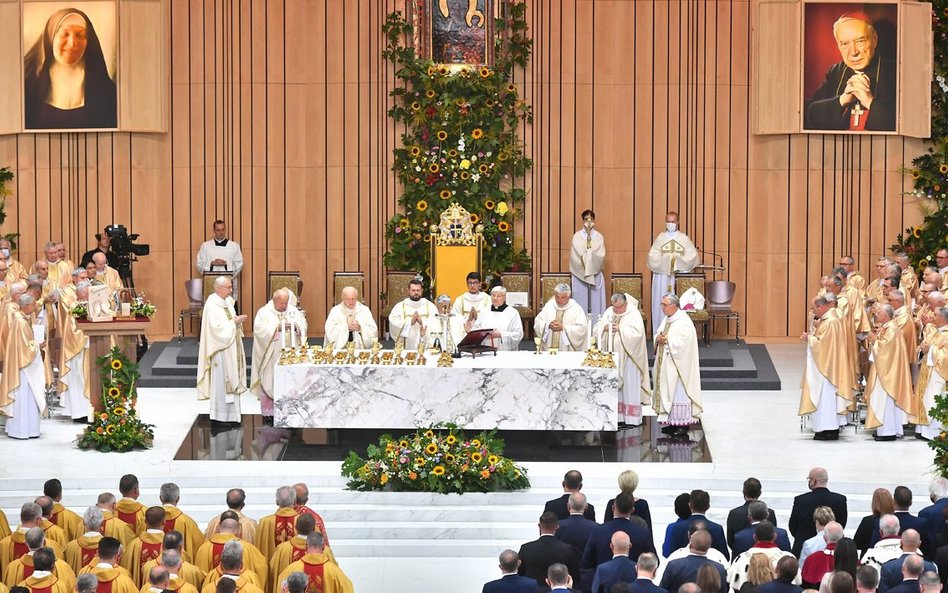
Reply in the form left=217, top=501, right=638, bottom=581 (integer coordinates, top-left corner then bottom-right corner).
left=80, top=233, right=119, bottom=269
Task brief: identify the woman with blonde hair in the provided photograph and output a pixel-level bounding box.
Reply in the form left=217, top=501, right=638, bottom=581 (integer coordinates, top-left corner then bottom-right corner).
left=853, top=488, right=895, bottom=554
left=739, top=554, right=775, bottom=593
left=604, top=469, right=652, bottom=530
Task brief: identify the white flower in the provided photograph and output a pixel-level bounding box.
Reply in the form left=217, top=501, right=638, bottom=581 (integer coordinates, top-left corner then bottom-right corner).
left=415, top=166, right=421, bottom=172
left=471, top=173, right=481, bottom=182
left=486, top=151, right=492, bottom=157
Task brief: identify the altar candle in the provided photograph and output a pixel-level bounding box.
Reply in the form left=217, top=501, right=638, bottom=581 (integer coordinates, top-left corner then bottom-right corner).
left=608, top=318, right=614, bottom=352
left=586, top=314, right=593, bottom=346
left=280, top=318, right=287, bottom=349
left=290, top=321, right=297, bottom=348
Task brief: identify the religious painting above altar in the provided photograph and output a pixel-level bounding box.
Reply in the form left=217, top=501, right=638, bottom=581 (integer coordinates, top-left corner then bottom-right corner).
left=413, top=0, right=496, bottom=66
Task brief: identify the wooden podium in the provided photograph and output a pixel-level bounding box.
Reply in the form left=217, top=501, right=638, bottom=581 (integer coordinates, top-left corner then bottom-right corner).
left=77, top=318, right=151, bottom=412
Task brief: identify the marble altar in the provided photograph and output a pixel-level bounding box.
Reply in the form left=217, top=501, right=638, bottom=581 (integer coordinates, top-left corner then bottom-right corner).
left=272, top=352, right=619, bottom=430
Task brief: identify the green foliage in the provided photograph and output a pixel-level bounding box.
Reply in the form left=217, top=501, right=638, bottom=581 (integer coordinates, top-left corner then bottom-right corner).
left=77, top=347, right=154, bottom=452
left=0, top=167, right=18, bottom=248
left=929, top=392, right=948, bottom=476
left=341, top=424, right=530, bottom=494
left=381, top=4, right=533, bottom=286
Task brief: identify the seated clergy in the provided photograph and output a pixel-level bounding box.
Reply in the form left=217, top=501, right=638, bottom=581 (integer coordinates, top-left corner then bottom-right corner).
left=469, top=286, right=523, bottom=351
left=323, top=286, right=378, bottom=349
left=534, top=284, right=588, bottom=351
left=388, top=278, right=436, bottom=350
left=452, top=272, right=491, bottom=321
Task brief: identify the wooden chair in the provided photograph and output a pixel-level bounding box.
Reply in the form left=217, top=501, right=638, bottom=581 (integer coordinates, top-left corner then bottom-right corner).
left=268, top=271, right=303, bottom=302
left=381, top=271, right=419, bottom=338
left=539, top=273, right=571, bottom=307
left=675, top=272, right=710, bottom=345
left=611, top=272, right=647, bottom=328
left=502, top=272, right=534, bottom=339
left=178, top=279, right=204, bottom=341
left=333, top=272, right=365, bottom=305
left=430, top=202, right=483, bottom=301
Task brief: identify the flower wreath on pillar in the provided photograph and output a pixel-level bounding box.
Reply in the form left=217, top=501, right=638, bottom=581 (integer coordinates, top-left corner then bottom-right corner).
left=382, top=1, right=533, bottom=289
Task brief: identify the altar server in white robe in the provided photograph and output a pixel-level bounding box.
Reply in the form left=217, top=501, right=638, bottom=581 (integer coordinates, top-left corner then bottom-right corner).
left=652, top=294, right=702, bottom=437
left=452, top=272, right=491, bottom=322
left=429, top=294, right=467, bottom=351
left=594, top=293, right=650, bottom=426
left=865, top=303, right=916, bottom=441
left=799, top=294, right=855, bottom=441
left=469, top=286, right=523, bottom=351
left=196, top=220, right=243, bottom=299
left=570, top=209, right=607, bottom=318
left=251, top=288, right=306, bottom=418
left=534, top=283, right=589, bottom=351
left=197, top=276, right=247, bottom=423
left=916, top=306, right=948, bottom=440
left=324, top=286, right=378, bottom=349
left=647, top=211, right=700, bottom=335
left=388, top=277, right=437, bottom=350
left=1, top=295, right=47, bottom=439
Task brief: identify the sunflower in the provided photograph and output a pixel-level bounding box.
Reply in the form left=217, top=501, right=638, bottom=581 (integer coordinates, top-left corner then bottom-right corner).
left=417, top=200, right=429, bottom=212
left=411, top=101, right=421, bottom=111
left=399, top=218, right=410, bottom=229
left=427, top=65, right=437, bottom=76
left=455, top=98, right=465, bottom=107
left=108, top=387, right=120, bottom=397
left=446, top=434, right=457, bottom=445
left=438, top=65, right=449, bottom=75
left=111, top=359, right=123, bottom=370
left=425, top=442, right=438, bottom=454
left=436, top=130, right=448, bottom=141
left=461, top=171, right=470, bottom=180
left=439, top=189, right=452, bottom=200
left=424, top=429, right=435, bottom=437
left=385, top=442, right=395, bottom=452
left=423, top=234, right=431, bottom=243
left=498, top=221, right=511, bottom=232
left=488, top=455, right=499, bottom=464
left=415, top=457, right=426, bottom=466
left=941, top=164, right=948, bottom=174
left=912, top=170, right=921, bottom=179
left=426, top=89, right=436, bottom=98
left=471, top=438, right=481, bottom=448
left=480, top=469, right=491, bottom=479
left=484, top=200, right=495, bottom=210
left=444, top=453, right=456, bottom=462
left=471, top=128, right=484, bottom=139
left=448, top=149, right=458, bottom=158
left=478, top=164, right=489, bottom=173
left=470, top=213, right=480, bottom=224
left=432, top=466, right=446, bottom=476
left=429, top=163, right=440, bottom=173
left=479, top=67, right=491, bottom=78
left=106, top=425, right=116, bottom=435
left=113, top=407, right=126, bottom=416
left=485, top=99, right=495, bottom=107
left=399, top=439, right=409, bottom=448
left=507, top=83, right=516, bottom=93
left=409, top=146, right=421, bottom=157
left=914, top=227, right=922, bottom=238
left=471, top=452, right=483, bottom=462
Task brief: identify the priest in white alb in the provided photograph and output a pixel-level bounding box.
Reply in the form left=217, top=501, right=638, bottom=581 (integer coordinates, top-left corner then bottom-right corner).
left=917, top=307, right=948, bottom=440
left=325, top=286, right=378, bottom=349
left=56, top=281, right=90, bottom=423
left=652, top=294, right=702, bottom=437
left=534, top=284, right=588, bottom=351
left=469, top=286, right=523, bottom=351
left=388, top=277, right=437, bottom=350
left=196, top=220, right=244, bottom=299
left=799, top=294, right=855, bottom=441
left=251, top=288, right=306, bottom=419
left=865, top=303, right=916, bottom=441
left=647, top=211, right=700, bottom=335
left=452, top=272, right=491, bottom=322
left=197, top=276, right=247, bottom=423
left=593, top=293, right=650, bottom=426
left=1, top=295, right=47, bottom=439
left=570, top=210, right=606, bottom=318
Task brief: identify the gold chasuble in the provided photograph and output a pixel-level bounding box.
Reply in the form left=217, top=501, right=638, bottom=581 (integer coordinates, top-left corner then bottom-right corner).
left=894, top=307, right=919, bottom=364
left=17, top=573, right=72, bottom=593
left=799, top=308, right=856, bottom=415
left=39, top=522, right=68, bottom=551
left=254, top=509, right=300, bottom=561
left=139, top=560, right=203, bottom=590
left=48, top=504, right=82, bottom=543
left=120, top=532, right=164, bottom=586
left=162, top=507, right=205, bottom=556
left=276, top=553, right=353, bottom=593
left=65, top=534, right=102, bottom=576
left=268, top=538, right=338, bottom=593
left=865, top=279, right=886, bottom=304
left=3, top=555, right=75, bottom=590
left=194, top=534, right=267, bottom=586
left=848, top=272, right=866, bottom=292
left=0, top=512, right=9, bottom=540
left=865, top=320, right=916, bottom=429
left=138, top=577, right=198, bottom=593
left=914, top=328, right=948, bottom=426
left=85, top=564, right=139, bottom=593
left=200, top=570, right=263, bottom=593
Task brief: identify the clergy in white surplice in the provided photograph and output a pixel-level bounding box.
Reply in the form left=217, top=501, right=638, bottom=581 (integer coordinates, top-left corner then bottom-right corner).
left=196, top=220, right=244, bottom=275
left=0, top=295, right=47, bottom=439
left=799, top=294, right=856, bottom=441
left=593, top=293, right=650, bottom=426
left=865, top=303, right=916, bottom=441
left=251, top=288, right=306, bottom=418
left=452, top=272, right=491, bottom=322
left=652, top=294, right=702, bottom=437
left=324, top=286, right=378, bottom=349
left=533, top=284, right=588, bottom=352
left=197, top=276, right=247, bottom=423
left=646, top=211, right=700, bottom=336
left=56, top=281, right=90, bottom=422
left=570, top=210, right=606, bottom=318
left=388, top=278, right=437, bottom=350
left=916, top=307, right=948, bottom=440
left=469, top=286, right=523, bottom=351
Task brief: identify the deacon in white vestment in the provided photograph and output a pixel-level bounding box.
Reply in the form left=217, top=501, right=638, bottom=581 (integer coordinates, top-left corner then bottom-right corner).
left=324, top=286, right=378, bottom=349
left=428, top=295, right=467, bottom=352
left=646, top=211, right=700, bottom=335
left=652, top=294, right=702, bottom=437
left=251, top=288, right=306, bottom=418
left=196, top=220, right=243, bottom=300
left=533, top=284, right=589, bottom=351
left=197, top=276, right=248, bottom=423
left=917, top=307, right=948, bottom=440
left=570, top=210, right=607, bottom=318
left=452, top=272, right=491, bottom=321
left=593, top=293, right=650, bottom=426
left=470, top=286, right=523, bottom=351
left=0, top=295, right=47, bottom=439
left=388, top=278, right=437, bottom=350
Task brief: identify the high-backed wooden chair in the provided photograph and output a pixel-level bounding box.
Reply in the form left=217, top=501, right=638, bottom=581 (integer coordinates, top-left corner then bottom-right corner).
left=381, top=271, right=418, bottom=338
left=611, top=273, right=647, bottom=327
left=430, top=202, right=483, bottom=301
left=502, top=272, right=534, bottom=339
left=539, top=273, right=571, bottom=307
left=675, top=272, right=710, bottom=345
left=333, top=272, right=365, bottom=304
left=268, top=271, right=303, bottom=302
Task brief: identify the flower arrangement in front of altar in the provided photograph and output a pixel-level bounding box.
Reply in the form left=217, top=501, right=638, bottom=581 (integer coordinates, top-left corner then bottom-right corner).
left=69, top=301, right=88, bottom=319
left=130, top=294, right=156, bottom=318
left=341, top=425, right=530, bottom=494
left=381, top=3, right=533, bottom=285
left=77, top=347, right=154, bottom=452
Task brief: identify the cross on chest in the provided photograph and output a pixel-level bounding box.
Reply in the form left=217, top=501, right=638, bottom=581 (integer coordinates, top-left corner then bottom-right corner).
left=851, top=103, right=866, bottom=127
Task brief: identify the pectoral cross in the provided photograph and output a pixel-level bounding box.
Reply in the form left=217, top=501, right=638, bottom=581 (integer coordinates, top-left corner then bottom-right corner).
left=850, top=103, right=866, bottom=129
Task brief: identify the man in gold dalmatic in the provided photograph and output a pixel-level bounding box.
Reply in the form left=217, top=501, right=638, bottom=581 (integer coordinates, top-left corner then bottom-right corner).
left=799, top=294, right=855, bottom=441
left=865, top=304, right=915, bottom=441
left=916, top=307, right=948, bottom=441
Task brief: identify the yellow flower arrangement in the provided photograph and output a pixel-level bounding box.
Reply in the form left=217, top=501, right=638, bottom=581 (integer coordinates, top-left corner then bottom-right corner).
left=940, top=164, right=948, bottom=174
left=108, top=387, right=120, bottom=397
left=385, top=442, right=395, bottom=453
left=495, top=201, right=509, bottom=215
left=470, top=214, right=480, bottom=224
left=446, top=435, right=457, bottom=445
left=415, top=457, right=426, bottom=466
left=471, top=452, right=483, bottom=462
left=111, top=359, right=123, bottom=370
left=410, top=146, right=421, bottom=157
left=478, top=164, right=489, bottom=173
left=479, top=67, right=491, bottom=78
left=424, top=429, right=435, bottom=437
left=106, top=425, right=116, bottom=435
left=114, top=407, right=126, bottom=416
left=427, top=65, right=437, bottom=76
left=471, top=439, right=481, bottom=448
left=461, top=171, right=470, bottom=180
left=498, top=221, right=511, bottom=232
left=432, top=466, right=446, bottom=476
left=438, top=65, right=449, bottom=75
left=445, top=453, right=456, bottom=462
left=425, top=442, right=438, bottom=454
left=428, top=164, right=440, bottom=174
left=448, top=149, right=458, bottom=157
left=417, top=200, right=429, bottom=212
left=426, top=89, right=436, bottom=98
left=459, top=159, right=471, bottom=170
left=488, top=455, right=499, bottom=464
left=484, top=200, right=495, bottom=210
left=439, top=189, right=452, bottom=200
left=399, top=219, right=410, bottom=229
left=411, top=102, right=421, bottom=111
left=399, top=440, right=409, bottom=448
left=914, top=227, right=922, bottom=238
left=507, top=83, right=516, bottom=93
left=436, top=130, right=448, bottom=141
left=471, top=128, right=484, bottom=139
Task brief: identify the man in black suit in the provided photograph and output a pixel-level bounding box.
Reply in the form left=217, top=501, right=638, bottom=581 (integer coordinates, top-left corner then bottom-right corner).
left=667, top=490, right=730, bottom=560
left=879, top=531, right=937, bottom=593
left=556, top=493, right=598, bottom=592
left=726, top=478, right=778, bottom=549
left=546, top=563, right=578, bottom=593
left=519, top=512, right=580, bottom=589
left=590, top=532, right=638, bottom=593
left=545, top=471, right=596, bottom=522
left=484, top=549, right=542, bottom=593
left=658, top=530, right=727, bottom=593
left=629, top=553, right=667, bottom=593
left=758, top=556, right=803, bottom=593
left=870, top=487, right=930, bottom=551
left=855, top=565, right=879, bottom=593
left=732, top=502, right=792, bottom=556
left=886, top=555, right=924, bottom=593
left=920, top=571, right=942, bottom=593
left=582, top=493, right=656, bottom=570
left=919, top=478, right=948, bottom=555
left=788, top=467, right=848, bottom=557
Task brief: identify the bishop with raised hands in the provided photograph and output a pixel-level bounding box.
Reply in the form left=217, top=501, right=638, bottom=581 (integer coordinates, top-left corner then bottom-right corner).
left=251, top=288, right=306, bottom=419
left=325, top=286, right=378, bottom=349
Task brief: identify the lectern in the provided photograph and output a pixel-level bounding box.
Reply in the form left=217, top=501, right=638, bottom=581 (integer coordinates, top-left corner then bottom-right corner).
left=77, top=318, right=151, bottom=411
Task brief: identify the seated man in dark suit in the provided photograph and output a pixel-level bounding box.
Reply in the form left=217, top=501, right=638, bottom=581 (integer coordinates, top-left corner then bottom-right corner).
left=758, top=556, right=803, bottom=593
left=726, top=478, right=778, bottom=550
left=590, top=532, right=638, bottom=593
left=788, top=467, right=848, bottom=557
left=556, top=493, right=598, bottom=592
left=519, top=512, right=579, bottom=590
left=629, top=553, right=666, bottom=593
left=732, top=501, right=792, bottom=556
left=546, top=563, right=578, bottom=593
left=483, top=549, right=541, bottom=593
left=886, top=555, right=925, bottom=593
left=658, top=530, right=727, bottom=593
left=545, top=471, right=596, bottom=522
left=879, top=531, right=937, bottom=593
left=667, top=490, right=729, bottom=561
left=855, top=565, right=879, bottom=593
left=919, top=478, right=948, bottom=556
left=582, top=493, right=656, bottom=571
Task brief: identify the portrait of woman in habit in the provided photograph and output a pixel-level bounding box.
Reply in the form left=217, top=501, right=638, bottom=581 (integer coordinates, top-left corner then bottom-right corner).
left=24, top=7, right=117, bottom=130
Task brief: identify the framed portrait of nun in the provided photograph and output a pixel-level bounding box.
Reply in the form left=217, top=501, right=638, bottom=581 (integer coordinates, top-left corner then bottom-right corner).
left=22, top=1, right=118, bottom=131
left=413, top=0, right=497, bottom=67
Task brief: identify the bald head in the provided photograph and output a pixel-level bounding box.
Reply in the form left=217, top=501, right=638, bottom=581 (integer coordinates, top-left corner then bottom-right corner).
left=902, top=529, right=922, bottom=551
left=824, top=522, right=844, bottom=543
left=610, top=531, right=631, bottom=555
left=219, top=518, right=240, bottom=534
left=92, top=253, right=107, bottom=268
left=341, top=286, right=359, bottom=309
left=272, top=288, right=290, bottom=313
left=808, top=467, right=828, bottom=488
left=689, top=529, right=711, bottom=553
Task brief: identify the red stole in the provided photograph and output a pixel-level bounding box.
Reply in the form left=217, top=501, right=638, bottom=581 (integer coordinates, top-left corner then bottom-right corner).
left=273, top=512, right=298, bottom=548
left=211, top=541, right=226, bottom=568
left=164, top=507, right=183, bottom=533
left=290, top=540, right=307, bottom=563
left=297, top=508, right=330, bottom=546
left=13, top=531, right=29, bottom=558
left=139, top=540, right=162, bottom=567
left=21, top=554, right=36, bottom=579
left=29, top=582, right=53, bottom=593
left=95, top=569, right=120, bottom=593
left=80, top=540, right=100, bottom=567
left=116, top=510, right=138, bottom=528
left=301, top=560, right=326, bottom=593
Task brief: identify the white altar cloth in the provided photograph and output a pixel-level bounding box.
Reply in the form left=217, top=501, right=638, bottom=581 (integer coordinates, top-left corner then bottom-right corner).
left=272, top=352, right=619, bottom=430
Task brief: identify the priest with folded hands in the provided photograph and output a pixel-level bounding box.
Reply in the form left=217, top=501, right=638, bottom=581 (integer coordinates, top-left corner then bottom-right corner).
left=197, top=277, right=247, bottom=424
left=324, top=286, right=377, bottom=349
left=534, top=284, right=588, bottom=352
left=388, top=277, right=436, bottom=350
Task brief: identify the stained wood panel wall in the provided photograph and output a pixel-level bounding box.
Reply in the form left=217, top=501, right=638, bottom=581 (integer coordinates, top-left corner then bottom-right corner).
left=0, top=0, right=926, bottom=339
